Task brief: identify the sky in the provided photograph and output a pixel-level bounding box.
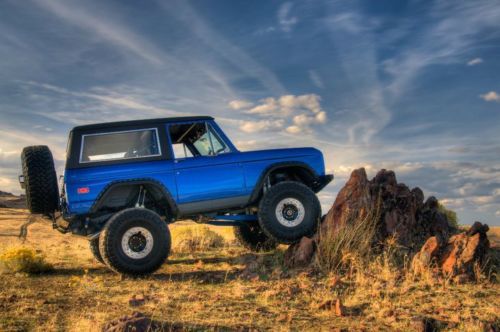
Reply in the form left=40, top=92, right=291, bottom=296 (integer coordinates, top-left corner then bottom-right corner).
left=0, top=0, right=499, bottom=225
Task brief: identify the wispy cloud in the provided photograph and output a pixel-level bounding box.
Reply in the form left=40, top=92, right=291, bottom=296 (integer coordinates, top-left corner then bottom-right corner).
left=383, top=1, right=500, bottom=96
left=278, top=2, right=298, bottom=32
left=308, top=70, right=324, bottom=89
left=23, top=81, right=185, bottom=125
left=467, top=57, right=483, bottom=66
left=323, top=4, right=390, bottom=144
left=158, top=0, right=286, bottom=96
left=32, top=0, right=167, bottom=66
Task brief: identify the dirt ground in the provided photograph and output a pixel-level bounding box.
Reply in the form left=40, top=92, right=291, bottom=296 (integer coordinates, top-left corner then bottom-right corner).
left=0, top=208, right=498, bottom=331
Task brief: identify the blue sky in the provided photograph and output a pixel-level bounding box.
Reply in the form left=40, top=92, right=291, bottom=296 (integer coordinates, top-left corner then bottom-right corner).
left=0, top=0, right=499, bottom=225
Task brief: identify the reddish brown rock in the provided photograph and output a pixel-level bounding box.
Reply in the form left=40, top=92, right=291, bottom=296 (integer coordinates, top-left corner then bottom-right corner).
left=412, top=236, right=443, bottom=274
left=440, top=222, right=489, bottom=277
left=283, top=236, right=315, bottom=268
left=286, top=168, right=454, bottom=268
left=412, top=221, right=490, bottom=280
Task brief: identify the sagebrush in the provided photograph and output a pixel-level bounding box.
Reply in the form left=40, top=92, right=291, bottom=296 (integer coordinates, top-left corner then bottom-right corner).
left=0, top=247, right=53, bottom=274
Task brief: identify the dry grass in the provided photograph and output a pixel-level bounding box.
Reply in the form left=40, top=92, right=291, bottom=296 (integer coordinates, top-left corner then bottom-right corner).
left=0, top=207, right=498, bottom=331
left=172, top=224, right=226, bottom=253
left=315, top=203, right=380, bottom=274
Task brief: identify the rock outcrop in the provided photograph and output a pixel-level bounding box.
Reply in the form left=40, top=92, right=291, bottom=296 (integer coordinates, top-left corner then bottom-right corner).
left=412, top=221, right=490, bottom=281
left=285, top=168, right=455, bottom=267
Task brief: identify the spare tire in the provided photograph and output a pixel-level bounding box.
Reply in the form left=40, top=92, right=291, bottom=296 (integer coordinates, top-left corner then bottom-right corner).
left=21, top=146, right=59, bottom=214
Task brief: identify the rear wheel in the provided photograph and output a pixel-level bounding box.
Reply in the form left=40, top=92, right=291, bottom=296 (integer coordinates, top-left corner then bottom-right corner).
left=21, top=146, right=59, bottom=214
left=99, top=208, right=171, bottom=275
left=258, top=181, right=320, bottom=244
left=89, top=237, right=104, bottom=264
left=234, top=222, right=278, bottom=252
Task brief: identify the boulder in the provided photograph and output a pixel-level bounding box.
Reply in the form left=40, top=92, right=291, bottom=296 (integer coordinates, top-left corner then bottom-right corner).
left=412, top=222, right=490, bottom=280
left=285, top=168, right=454, bottom=268
left=283, top=236, right=315, bottom=268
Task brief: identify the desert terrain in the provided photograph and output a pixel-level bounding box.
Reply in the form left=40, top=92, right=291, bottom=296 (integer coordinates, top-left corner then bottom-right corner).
left=0, top=206, right=498, bottom=331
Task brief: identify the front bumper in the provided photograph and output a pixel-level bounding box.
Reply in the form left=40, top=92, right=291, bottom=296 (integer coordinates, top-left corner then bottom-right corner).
left=312, top=174, right=333, bottom=192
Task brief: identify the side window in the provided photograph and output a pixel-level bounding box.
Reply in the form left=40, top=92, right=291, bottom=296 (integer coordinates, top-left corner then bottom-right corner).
left=80, top=128, right=161, bottom=163
left=168, top=122, right=230, bottom=159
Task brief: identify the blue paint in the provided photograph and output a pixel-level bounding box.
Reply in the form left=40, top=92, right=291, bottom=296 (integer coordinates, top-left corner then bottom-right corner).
left=64, top=119, right=330, bottom=217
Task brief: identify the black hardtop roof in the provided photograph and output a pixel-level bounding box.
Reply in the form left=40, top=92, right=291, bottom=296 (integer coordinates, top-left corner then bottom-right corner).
left=71, top=116, right=214, bottom=132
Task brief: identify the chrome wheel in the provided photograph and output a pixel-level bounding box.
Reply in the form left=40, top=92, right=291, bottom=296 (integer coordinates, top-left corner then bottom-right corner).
left=275, top=198, right=305, bottom=227
left=121, top=227, right=154, bottom=259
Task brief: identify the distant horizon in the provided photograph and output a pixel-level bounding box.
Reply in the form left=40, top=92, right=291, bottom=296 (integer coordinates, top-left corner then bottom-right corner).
left=0, top=0, right=499, bottom=225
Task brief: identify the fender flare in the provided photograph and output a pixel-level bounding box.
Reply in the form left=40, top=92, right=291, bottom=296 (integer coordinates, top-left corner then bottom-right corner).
left=248, top=161, right=319, bottom=204
left=89, top=178, right=178, bottom=217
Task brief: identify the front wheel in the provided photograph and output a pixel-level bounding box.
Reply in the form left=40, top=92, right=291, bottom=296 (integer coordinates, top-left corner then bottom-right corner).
left=258, top=181, right=321, bottom=244
left=99, top=208, right=171, bottom=275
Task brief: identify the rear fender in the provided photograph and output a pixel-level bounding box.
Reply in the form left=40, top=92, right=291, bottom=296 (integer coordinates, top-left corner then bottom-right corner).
left=90, top=179, right=177, bottom=218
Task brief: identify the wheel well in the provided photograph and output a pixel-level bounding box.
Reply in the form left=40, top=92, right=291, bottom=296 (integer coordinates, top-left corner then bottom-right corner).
left=249, top=165, right=316, bottom=204
left=91, top=181, right=176, bottom=219
left=268, top=166, right=316, bottom=187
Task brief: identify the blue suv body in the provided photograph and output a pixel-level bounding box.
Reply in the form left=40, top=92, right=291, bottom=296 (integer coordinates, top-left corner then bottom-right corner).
left=20, top=116, right=332, bottom=275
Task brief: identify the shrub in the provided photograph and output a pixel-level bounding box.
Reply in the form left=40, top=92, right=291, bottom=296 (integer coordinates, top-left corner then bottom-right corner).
left=0, top=247, right=53, bottom=274
left=173, top=225, right=225, bottom=253
left=438, top=203, right=459, bottom=228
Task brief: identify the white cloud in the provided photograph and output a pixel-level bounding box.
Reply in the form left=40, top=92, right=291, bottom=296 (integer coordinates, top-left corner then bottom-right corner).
left=278, top=2, right=298, bottom=32
left=285, top=125, right=301, bottom=134
left=234, top=140, right=259, bottom=151
left=230, top=93, right=327, bottom=134
left=239, top=120, right=284, bottom=133
left=228, top=100, right=253, bottom=110
left=467, top=58, right=483, bottom=66
left=480, top=91, right=500, bottom=102
left=496, top=210, right=500, bottom=217
left=247, top=97, right=278, bottom=115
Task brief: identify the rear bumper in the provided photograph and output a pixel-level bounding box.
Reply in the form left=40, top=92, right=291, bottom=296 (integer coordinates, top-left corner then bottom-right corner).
left=312, top=174, right=333, bottom=192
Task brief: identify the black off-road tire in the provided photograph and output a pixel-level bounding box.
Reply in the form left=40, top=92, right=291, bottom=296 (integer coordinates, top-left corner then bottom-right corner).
left=258, top=181, right=321, bottom=244
left=99, top=208, right=171, bottom=275
left=21, top=146, right=59, bottom=214
left=89, top=237, right=104, bottom=264
left=234, top=222, right=278, bottom=252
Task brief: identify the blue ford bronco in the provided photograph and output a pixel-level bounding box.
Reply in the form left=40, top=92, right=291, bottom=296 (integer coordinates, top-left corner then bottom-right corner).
left=20, top=116, right=332, bottom=275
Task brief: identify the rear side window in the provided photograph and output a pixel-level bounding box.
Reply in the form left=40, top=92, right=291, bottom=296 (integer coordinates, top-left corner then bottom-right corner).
left=80, top=128, right=161, bottom=163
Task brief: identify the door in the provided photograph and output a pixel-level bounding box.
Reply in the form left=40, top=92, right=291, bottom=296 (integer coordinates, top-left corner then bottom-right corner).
left=167, top=121, right=246, bottom=215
